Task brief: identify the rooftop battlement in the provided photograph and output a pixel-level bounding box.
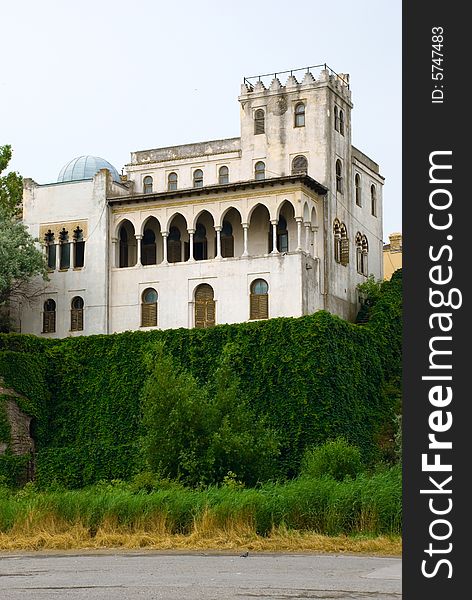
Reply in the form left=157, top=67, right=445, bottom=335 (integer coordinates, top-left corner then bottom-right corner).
left=240, top=64, right=350, bottom=100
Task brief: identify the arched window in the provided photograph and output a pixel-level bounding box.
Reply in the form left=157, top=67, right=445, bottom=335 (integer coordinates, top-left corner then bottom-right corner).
left=43, top=299, right=56, bottom=333
left=255, top=161, right=265, bottom=181
left=141, top=288, right=158, bottom=327
left=59, top=228, right=70, bottom=270
left=254, top=109, right=265, bottom=134
left=73, top=226, right=85, bottom=268
left=194, top=223, right=207, bottom=261
left=371, top=185, right=377, bottom=216
left=356, top=232, right=363, bottom=274
left=333, top=219, right=341, bottom=263
left=339, top=109, right=345, bottom=135
left=334, top=220, right=349, bottom=265
left=221, top=220, right=234, bottom=258
left=195, top=284, right=215, bottom=328
left=218, top=165, right=229, bottom=184
left=355, top=174, right=361, bottom=207
left=336, top=160, right=343, bottom=193
left=292, top=155, right=308, bottom=175
left=119, top=226, right=128, bottom=267
left=361, top=235, right=369, bottom=276
left=340, top=223, right=349, bottom=265
left=44, top=230, right=56, bottom=270
left=193, top=169, right=203, bottom=188
left=70, top=296, right=84, bottom=331
left=168, top=172, right=178, bottom=191
left=250, top=279, right=269, bottom=320
left=277, top=215, right=289, bottom=252
left=143, top=176, right=153, bottom=194
left=141, top=227, right=157, bottom=265
left=334, top=105, right=339, bottom=131
left=167, top=226, right=182, bottom=263
left=294, top=103, right=305, bottom=127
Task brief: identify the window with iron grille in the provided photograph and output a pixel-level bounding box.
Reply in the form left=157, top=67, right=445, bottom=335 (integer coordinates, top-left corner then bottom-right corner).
left=254, top=109, right=265, bottom=134
left=336, top=160, right=343, bottom=194
left=294, top=103, right=305, bottom=127
left=143, top=176, right=153, bottom=194
left=193, top=169, right=203, bottom=188
left=168, top=172, right=178, bottom=191
left=141, top=288, right=158, bottom=327
left=371, top=185, right=377, bottom=216
left=292, top=155, right=308, bottom=175
left=355, top=174, right=362, bottom=207
left=218, top=165, right=229, bottom=184
left=250, top=279, right=269, bottom=320
left=43, top=299, right=56, bottom=333
left=70, top=296, right=84, bottom=331
left=254, top=161, right=265, bottom=180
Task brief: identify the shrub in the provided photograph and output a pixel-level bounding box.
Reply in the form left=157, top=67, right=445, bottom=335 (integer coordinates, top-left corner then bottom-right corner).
left=300, top=438, right=363, bottom=481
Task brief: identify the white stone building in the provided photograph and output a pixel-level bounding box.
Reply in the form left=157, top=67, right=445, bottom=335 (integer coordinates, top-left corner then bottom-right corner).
left=19, top=65, right=384, bottom=338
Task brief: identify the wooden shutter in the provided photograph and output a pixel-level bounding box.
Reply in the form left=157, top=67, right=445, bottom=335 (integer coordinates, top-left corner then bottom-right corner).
left=195, top=284, right=215, bottom=328
left=43, top=310, right=56, bottom=333
left=340, top=238, right=350, bottom=266
left=71, top=308, right=84, bottom=331
left=141, top=303, right=157, bottom=327
left=250, top=293, right=268, bottom=320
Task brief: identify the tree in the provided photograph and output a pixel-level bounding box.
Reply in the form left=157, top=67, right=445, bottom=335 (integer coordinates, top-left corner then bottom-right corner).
left=140, top=342, right=280, bottom=486
left=0, top=145, right=47, bottom=329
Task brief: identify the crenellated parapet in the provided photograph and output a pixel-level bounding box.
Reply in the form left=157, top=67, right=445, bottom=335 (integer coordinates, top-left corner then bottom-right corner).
left=239, top=64, right=351, bottom=103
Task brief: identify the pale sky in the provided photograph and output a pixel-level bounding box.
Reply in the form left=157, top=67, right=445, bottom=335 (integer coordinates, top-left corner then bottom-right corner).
left=1, top=0, right=401, bottom=238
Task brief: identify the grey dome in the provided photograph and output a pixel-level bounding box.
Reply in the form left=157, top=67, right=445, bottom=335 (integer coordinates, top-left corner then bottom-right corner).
left=57, top=155, right=121, bottom=183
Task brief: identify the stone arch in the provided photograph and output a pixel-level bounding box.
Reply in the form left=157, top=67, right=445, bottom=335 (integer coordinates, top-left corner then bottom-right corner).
left=141, top=216, right=163, bottom=265
left=219, top=206, right=243, bottom=257
left=117, top=219, right=136, bottom=268
left=247, top=203, right=271, bottom=256
left=193, top=210, right=215, bottom=261
left=167, top=213, right=189, bottom=263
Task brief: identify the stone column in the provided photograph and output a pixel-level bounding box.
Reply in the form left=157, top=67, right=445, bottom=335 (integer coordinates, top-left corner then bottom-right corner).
left=215, top=226, right=222, bottom=259
left=188, top=229, right=195, bottom=262
left=312, top=226, right=319, bottom=257
left=242, top=223, right=249, bottom=257
left=304, top=223, right=311, bottom=254
left=161, top=232, right=168, bottom=264
left=135, top=234, right=142, bottom=266
left=111, top=237, right=118, bottom=268
left=296, top=217, right=303, bottom=251
left=270, top=220, right=279, bottom=254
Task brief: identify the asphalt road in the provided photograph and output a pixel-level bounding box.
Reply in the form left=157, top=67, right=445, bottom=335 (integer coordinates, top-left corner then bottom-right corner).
left=0, top=550, right=402, bottom=599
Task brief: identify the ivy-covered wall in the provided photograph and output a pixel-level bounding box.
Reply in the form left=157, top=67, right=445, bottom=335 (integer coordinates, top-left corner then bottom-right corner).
left=0, top=271, right=402, bottom=487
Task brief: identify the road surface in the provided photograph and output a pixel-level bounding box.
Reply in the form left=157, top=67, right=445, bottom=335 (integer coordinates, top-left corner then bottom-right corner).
left=0, top=550, right=401, bottom=599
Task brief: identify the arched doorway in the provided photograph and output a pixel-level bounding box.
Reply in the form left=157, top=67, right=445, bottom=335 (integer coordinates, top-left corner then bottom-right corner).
left=194, top=284, right=215, bottom=328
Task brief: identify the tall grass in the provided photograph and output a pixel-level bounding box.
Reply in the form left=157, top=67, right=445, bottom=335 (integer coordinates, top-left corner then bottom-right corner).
left=0, top=467, right=401, bottom=547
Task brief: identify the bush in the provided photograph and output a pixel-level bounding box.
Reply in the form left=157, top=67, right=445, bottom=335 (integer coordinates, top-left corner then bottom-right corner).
left=300, top=438, right=363, bottom=481
left=141, top=342, right=280, bottom=487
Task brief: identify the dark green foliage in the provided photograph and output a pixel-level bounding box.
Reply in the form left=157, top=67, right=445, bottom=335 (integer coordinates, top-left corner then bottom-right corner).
left=0, top=271, right=402, bottom=487
left=300, top=438, right=363, bottom=481
left=141, top=342, right=280, bottom=486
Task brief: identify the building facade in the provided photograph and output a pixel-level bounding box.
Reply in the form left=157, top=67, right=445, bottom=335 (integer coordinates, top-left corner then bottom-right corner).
left=383, top=232, right=402, bottom=280
left=19, top=65, right=384, bottom=338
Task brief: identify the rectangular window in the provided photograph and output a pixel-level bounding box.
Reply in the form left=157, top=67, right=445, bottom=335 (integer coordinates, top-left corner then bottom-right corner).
left=60, top=243, right=70, bottom=269
left=74, top=241, right=85, bottom=268
left=47, top=244, right=56, bottom=270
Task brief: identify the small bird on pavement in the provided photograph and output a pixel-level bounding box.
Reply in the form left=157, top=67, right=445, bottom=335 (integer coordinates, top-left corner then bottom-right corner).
left=240, top=551, right=249, bottom=557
